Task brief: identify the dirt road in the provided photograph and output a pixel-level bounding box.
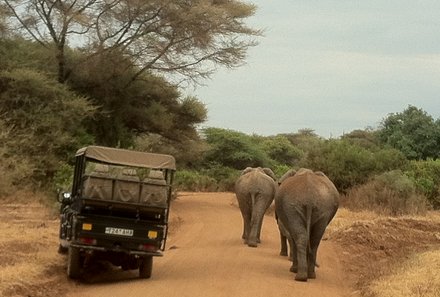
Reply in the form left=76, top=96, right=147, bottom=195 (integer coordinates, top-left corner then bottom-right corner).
left=67, top=192, right=356, bottom=297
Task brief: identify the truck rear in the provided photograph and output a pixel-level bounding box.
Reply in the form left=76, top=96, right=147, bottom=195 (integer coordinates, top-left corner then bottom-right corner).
left=58, top=146, right=176, bottom=279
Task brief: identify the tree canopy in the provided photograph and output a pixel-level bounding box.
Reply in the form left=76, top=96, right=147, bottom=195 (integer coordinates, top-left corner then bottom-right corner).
left=4, top=0, right=261, bottom=84
left=378, top=105, right=440, bottom=160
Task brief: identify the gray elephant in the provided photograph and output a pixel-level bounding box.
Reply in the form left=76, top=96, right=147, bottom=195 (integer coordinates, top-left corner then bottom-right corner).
left=276, top=212, right=293, bottom=259
left=275, top=168, right=339, bottom=281
left=235, top=167, right=277, bottom=247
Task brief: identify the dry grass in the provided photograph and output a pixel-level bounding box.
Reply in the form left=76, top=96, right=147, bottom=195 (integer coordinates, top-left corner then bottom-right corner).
left=0, top=200, right=68, bottom=297
left=327, top=208, right=440, bottom=236
left=369, top=250, right=440, bottom=297
left=327, top=208, right=440, bottom=297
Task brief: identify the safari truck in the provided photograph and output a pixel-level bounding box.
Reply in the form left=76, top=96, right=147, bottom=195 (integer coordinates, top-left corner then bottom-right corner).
left=57, top=145, right=176, bottom=279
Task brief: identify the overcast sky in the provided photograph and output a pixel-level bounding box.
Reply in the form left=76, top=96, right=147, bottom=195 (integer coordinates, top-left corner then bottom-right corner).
left=187, top=0, right=440, bottom=138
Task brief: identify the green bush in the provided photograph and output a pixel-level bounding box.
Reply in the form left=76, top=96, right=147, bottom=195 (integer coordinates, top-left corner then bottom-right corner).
left=343, top=170, right=430, bottom=215
left=202, top=128, right=273, bottom=169
left=174, top=169, right=218, bottom=192
left=52, top=163, right=74, bottom=193
left=174, top=166, right=241, bottom=192
left=259, top=135, right=303, bottom=165
left=405, top=159, right=440, bottom=209
left=0, top=68, right=96, bottom=186
left=272, top=164, right=291, bottom=180
left=300, top=139, right=408, bottom=192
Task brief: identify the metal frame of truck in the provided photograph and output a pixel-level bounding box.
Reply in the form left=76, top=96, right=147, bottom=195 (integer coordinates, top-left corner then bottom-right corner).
left=58, top=145, right=176, bottom=279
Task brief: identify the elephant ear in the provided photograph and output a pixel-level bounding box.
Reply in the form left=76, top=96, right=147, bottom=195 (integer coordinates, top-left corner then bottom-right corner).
left=241, top=167, right=254, bottom=175
left=279, top=169, right=297, bottom=184
left=262, top=168, right=277, bottom=181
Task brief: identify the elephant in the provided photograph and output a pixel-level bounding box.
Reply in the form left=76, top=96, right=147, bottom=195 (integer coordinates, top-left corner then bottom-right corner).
left=276, top=211, right=293, bottom=259
left=235, top=167, right=277, bottom=247
left=275, top=168, right=339, bottom=281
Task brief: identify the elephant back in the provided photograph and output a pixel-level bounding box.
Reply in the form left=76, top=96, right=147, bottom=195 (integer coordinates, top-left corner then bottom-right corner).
left=235, top=167, right=277, bottom=196
left=277, top=169, right=339, bottom=210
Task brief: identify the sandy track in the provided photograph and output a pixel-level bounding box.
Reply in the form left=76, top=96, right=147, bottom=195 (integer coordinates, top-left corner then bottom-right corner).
left=67, top=192, right=356, bottom=297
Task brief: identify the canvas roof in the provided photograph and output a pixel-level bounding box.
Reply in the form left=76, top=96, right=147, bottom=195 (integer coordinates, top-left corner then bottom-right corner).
left=76, top=146, right=176, bottom=170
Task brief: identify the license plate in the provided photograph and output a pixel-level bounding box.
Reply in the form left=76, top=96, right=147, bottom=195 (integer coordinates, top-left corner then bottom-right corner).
left=105, top=227, right=134, bottom=236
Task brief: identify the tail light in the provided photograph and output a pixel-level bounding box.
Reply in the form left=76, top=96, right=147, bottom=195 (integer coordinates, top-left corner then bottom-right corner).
left=79, top=237, right=97, bottom=245
left=138, top=244, right=158, bottom=252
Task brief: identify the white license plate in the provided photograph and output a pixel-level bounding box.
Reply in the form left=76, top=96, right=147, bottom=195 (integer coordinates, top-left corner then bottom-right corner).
left=105, top=227, right=134, bottom=236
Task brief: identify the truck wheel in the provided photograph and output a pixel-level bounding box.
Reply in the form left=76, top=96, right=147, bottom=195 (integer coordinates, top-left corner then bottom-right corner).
left=58, top=244, right=68, bottom=254
left=67, top=246, right=81, bottom=279
left=139, top=256, right=153, bottom=279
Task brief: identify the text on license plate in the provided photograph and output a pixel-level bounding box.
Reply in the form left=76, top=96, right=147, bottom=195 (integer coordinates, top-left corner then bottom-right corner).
left=105, top=227, right=134, bottom=236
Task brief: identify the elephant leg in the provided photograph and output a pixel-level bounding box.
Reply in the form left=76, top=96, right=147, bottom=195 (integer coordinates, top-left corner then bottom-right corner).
left=248, top=216, right=263, bottom=247
left=288, top=237, right=295, bottom=263
left=242, top=216, right=250, bottom=243
left=248, top=199, right=266, bottom=247
left=238, top=200, right=251, bottom=244
left=289, top=239, right=298, bottom=272
left=293, top=233, right=308, bottom=281
left=279, top=232, right=288, bottom=256
left=308, top=218, right=328, bottom=279
left=284, top=214, right=307, bottom=281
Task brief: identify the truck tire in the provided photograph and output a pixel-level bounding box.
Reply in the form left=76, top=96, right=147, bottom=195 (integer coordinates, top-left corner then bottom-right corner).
left=67, top=246, right=81, bottom=279
left=139, top=256, right=153, bottom=279
left=58, top=244, right=68, bottom=254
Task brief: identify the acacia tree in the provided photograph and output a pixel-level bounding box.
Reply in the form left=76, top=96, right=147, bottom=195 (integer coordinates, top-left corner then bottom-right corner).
left=4, top=0, right=97, bottom=83
left=4, top=0, right=261, bottom=85
left=68, top=48, right=208, bottom=146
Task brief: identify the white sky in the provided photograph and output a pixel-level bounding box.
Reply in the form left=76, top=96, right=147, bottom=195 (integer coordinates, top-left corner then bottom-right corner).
left=187, top=0, right=440, bottom=138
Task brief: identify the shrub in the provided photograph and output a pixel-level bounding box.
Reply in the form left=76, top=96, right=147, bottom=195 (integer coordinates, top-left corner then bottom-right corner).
left=272, top=164, right=291, bottom=181
left=405, top=159, right=440, bottom=209
left=259, top=135, right=303, bottom=165
left=174, top=166, right=241, bottom=192
left=52, top=163, right=74, bottom=193
left=0, top=69, right=96, bottom=187
left=200, top=164, right=240, bottom=192
left=202, top=128, right=273, bottom=169
left=300, top=139, right=408, bottom=192
left=343, top=170, right=430, bottom=215
left=174, top=169, right=217, bottom=192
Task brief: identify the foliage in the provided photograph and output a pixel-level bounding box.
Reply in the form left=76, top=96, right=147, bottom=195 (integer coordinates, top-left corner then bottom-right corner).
left=340, top=128, right=380, bottom=149
left=343, top=170, right=429, bottom=215
left=68, top=50, right=207, bottom=147
left=0, top=38, right=57, bottom=74
left=4, top=0, right=261, bottom=85
left=405, top=159, right=440, bottom=209
left=272, top=164, right=292, bottom=181
left=134, top=133, right=208, bottom=168
left=174, top=169, right=217, bottom=192
left=52, top=164, right=74, bottom=193
left=259, top=135, right=303, bottom=165
left=202, top=128, right=273, bottom=170
left=174, top=165, right=240, bottom=192
left=0, top=68, right=96, bottom=184
left=300, top=139, right=408, bottom=191
left=378, top=105, right=440, bottom=160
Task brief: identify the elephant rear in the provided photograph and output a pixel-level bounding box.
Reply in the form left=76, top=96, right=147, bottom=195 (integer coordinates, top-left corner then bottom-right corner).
left=275, top=168, right=339, bottom=281
left=234, top=167, right=277, bottom=247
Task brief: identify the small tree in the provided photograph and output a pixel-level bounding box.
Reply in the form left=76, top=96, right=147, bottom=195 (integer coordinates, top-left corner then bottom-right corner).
left=259, top=135, right=303, bottom=165
left=378, top=105, right=440, bottom=160
left=202, top=128, right=272, bottom=170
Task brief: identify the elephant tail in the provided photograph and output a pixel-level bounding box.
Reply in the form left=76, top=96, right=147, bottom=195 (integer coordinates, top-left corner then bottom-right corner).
left=305, top=204, right=313, bottom=263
